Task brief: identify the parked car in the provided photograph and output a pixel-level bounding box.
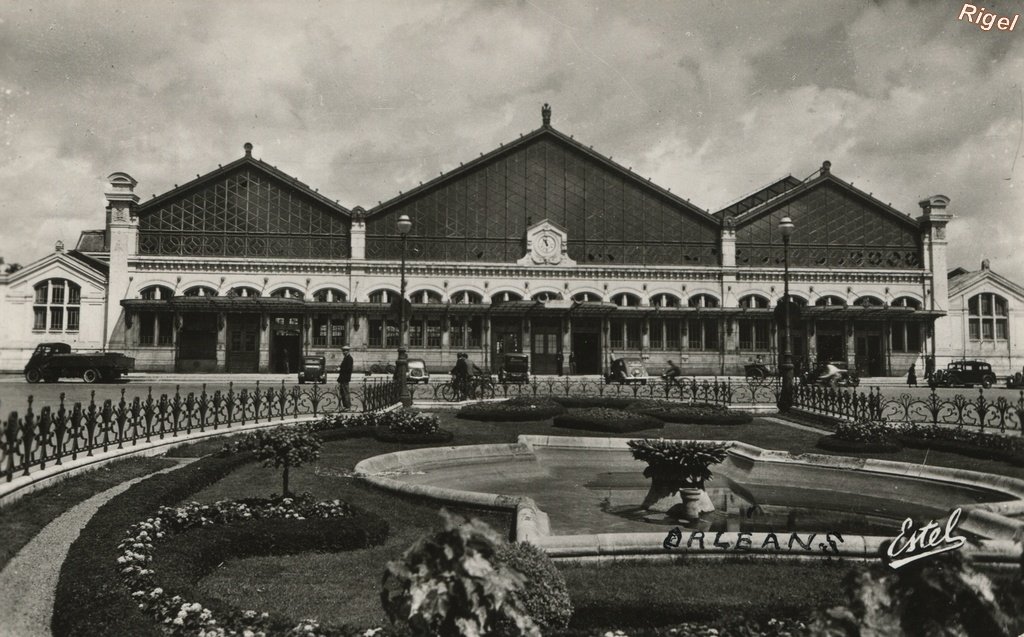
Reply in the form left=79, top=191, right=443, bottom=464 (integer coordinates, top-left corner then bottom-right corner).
left=297, top=355, right=327, bottom=384
left=932, top=360, right=997, bottom=388
left=24, top=342, right=134, bottom=383
left=605, top=357, right=649, bottom=385
left=498, top=352, right=530, bottom=383
left=407, top=358, right=430, bottom=384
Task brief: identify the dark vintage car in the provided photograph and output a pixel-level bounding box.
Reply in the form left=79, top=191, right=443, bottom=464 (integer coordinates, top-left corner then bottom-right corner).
left=498, top=352, right=530, bottom=383
left=605, top=358, right=649, bottom=385
left=932, top=360, right=997, bottom=388
left=407, top=358, right=430, bottom=384
left=24, top=342, right=134, bottom=383
left=297, top=355, right=327, bottom=384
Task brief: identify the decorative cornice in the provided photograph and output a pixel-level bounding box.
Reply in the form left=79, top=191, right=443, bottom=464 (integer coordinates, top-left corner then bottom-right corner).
left=737, top=269, right=929, bottom=285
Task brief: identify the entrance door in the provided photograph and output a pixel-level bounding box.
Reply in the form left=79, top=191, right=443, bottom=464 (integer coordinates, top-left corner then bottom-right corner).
left=570, top=332, right=602, bottom=374
left=176, top=313, right=218, bottom=372
left=270, top=315, right=303, bottom=373
left=531, top=320, right=560, bottom=375
left=491, top=319, right=522, bottom=373
left=855, top=333, right=884, bottom=377
left=227, top=314, right=260, bottom=373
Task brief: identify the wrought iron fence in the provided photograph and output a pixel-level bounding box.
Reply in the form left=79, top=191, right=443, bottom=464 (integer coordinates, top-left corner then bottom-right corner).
left=793, top=384, right=1024, bottom=434
left=1, top=379, right=399, bottom=483
left=407, top=376, right=780, bottom=406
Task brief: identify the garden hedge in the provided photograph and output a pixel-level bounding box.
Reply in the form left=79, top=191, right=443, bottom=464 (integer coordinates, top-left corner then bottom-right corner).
left=373, top=429, right=455, bottom=444
left=553, top=407, right=664, bottom=433
left=457, top=397, right=565, bottom=421
left=51, top=427, right=377, bottom=637
left=816, top=435, right=903, bottom=454
left=633, top=402, right=753, bottom=425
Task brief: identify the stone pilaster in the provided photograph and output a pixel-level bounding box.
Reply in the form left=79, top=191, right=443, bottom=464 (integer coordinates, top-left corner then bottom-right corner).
left=919, top=195, right=952, bottom=363
left=104, top=173, right=139, bottom=347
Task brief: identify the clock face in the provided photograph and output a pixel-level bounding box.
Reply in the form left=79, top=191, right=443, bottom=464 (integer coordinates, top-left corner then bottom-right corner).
left=537, top=233, right=558, bottom=257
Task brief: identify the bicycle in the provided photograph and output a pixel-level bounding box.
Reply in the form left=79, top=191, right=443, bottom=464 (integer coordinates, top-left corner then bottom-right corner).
left=437, top=373, right=496, bottom=401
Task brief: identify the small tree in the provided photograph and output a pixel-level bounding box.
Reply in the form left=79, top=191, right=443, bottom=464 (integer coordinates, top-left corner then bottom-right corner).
left=225, top=423, right=322, bottom=496
left=381, top=510, right=540, bottom=637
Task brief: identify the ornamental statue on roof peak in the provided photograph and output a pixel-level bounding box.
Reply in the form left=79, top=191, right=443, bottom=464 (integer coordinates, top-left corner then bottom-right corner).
left=542, top=103, right=551, bottom=127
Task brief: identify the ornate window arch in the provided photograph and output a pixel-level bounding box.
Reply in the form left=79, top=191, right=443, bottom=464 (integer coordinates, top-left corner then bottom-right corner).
left=688, top=294, right=719, bottom=308
left=571, top=291, right=602, bottom=303
left=410, top=289, right=443, bottom=304
left=451, top=290, right=483, bottom=304
left=491, top=291, right=523, bottom=303
left=815, top=295, right=846, bottom=307
left=227, top=286, right=261, bottom=298
left=183, top=285, right=218, bottom=297
left=738, top=294, right=770, bottom=309
left=968, top=293, right=1008, bottom=342
left=312, top=288, right=347, bottom=303
left=270, top=287, right=305, bottom=299
left=650, top=293, right=680, bottom=308
left=532, top=291, right=563, bottom=302
left=33, top=278, right=80, bottom=332
left=140, top=285, right=174, bottom=300
left=612, top=292, right=641, bottom=307
left=892, top=296, right=921, bottom=309
left=368, top=289, right=396, bottom=304
left=854, top=295, right=884, bottom=307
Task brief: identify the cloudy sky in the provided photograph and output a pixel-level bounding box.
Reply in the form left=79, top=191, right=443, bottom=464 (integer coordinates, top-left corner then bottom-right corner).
left=1, top=0, right=1022, bottom=279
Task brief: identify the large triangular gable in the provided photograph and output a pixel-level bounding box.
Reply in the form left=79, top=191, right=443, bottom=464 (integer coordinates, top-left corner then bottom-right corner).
left=732, top=169, right=922, bottom=269
left=363, top=127, right=721, bottom=266
left=137, top=151, right=352, bottom=260
left=948, top=267, right=1024, bottom=301
left=7, top=250, right=108, bottom=296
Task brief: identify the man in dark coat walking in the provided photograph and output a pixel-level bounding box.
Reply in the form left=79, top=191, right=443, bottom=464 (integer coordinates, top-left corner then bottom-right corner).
left=338, top=345, right=354, bottom=410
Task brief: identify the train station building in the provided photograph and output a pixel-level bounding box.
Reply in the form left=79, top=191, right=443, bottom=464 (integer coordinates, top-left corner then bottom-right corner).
left=1, top=105, right=1022, bottom=376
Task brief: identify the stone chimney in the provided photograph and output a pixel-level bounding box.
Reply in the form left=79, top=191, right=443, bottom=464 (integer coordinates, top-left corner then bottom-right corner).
left=542, top=103, right=551, bottom=128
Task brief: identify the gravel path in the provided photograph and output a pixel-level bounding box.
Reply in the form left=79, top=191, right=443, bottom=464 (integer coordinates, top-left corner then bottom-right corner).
left=0, top=460, right=194, bottom=637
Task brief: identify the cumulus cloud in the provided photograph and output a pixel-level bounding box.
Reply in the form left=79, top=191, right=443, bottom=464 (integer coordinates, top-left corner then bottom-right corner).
left=0, top=0, right=1021, bottom=281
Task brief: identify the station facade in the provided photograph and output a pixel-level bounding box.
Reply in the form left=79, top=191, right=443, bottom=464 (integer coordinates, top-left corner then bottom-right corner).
left=3, top=105, right=1019, bottom=377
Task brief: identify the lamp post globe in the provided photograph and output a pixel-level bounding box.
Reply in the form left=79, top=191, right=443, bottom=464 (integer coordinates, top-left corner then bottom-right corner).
left=396, top=214, right=412, bottom=405
left=777, top=215, right=795, bottom=412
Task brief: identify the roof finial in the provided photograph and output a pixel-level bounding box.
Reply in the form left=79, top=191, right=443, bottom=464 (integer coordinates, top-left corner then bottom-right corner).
left=981, top=258, right=991, bottom=271
left=542, top=103, right=551, bottom=127
left=820, top=160, right=831, bottom=175
left=244, top=142, right=253, bottom=157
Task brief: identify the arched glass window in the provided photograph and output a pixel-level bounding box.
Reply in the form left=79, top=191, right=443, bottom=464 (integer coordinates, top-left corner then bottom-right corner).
left=612, top=292, right=641, bottom=307
left=410, top=290, right=443, bottom=304
left=532, top=291, right=563, bottom=302
left=227, top=286, right=261, bottom=298
left=270, top=287, right=305, bottom=299
left=968, top=293, right=1008, bottom=341
left=738, top=294, right=770, bottom=309
left=491, top=291, right=523, bottom=304
left=779, top=296, right=808, bottom=306
left=33, top=279, right=80, bottom=332
left=688, top=294, right=719, bottom=308
left=815, top=295, right=846, bottom=307
left=892, top=296, right=921, bottom=309
left=140, top=285, right=174, bottom=300
left=571, top=292, right=601, bottom=303
left=183, top=286, right=218, bottom=297
left=854, top=296, right=884, bottom=307
left=368, top=289, right=394, bottom=304
left=451, top=290, right=483, bottom=304
left=312, top=288, right=347, bottom=302
left=650, top=293, right=680, bottom=308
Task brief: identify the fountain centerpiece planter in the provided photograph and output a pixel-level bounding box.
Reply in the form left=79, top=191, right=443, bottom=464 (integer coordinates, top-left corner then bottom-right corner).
left=627, top=438, right=732, bottom=521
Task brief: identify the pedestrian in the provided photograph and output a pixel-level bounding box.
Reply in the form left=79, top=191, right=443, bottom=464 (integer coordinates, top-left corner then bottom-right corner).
left=338, top=345, right=353, bottom=411
left=555, top=350, right=564, bottom=376
left=282, top=347, right=290, bottom=374
left=907, top=363, right=917, bottom=387
left=569, top=351, right=576, bottom=375
left=451, top=352, right=471, bottom=399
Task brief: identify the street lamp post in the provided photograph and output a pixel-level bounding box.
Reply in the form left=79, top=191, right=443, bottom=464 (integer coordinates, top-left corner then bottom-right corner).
left=395, top=214, right=412, bottom=405
left=778, top=215, right=795, bottom=412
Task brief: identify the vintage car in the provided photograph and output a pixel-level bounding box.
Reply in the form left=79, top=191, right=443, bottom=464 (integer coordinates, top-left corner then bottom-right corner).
left=498, top=352, right=530, bottom=384
left=407, top=358, right=430, bottom=384
left=932, top=360, right=997, bottom=388
left=297, top=355, right=327, bottom=384
left=24, top=342, right=134, bottom=383
left=605, top=357, right=649, bottom=385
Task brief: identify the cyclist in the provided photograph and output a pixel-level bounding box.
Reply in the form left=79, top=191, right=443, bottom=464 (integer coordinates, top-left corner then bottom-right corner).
left=662, top=359, right=683, bottom=382
left=451, top=352, right=471, bottom=399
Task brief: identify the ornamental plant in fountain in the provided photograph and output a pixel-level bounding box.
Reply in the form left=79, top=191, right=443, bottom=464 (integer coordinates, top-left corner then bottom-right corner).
left=627, top=438, right=732, bottom=517
left=223, top=423, right=322, bottom=496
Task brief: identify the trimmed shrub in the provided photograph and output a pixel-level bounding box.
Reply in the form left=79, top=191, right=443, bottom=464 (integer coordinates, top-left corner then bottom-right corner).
left=381, top=510, right=539, bottom=636
left=373, top=411, right=453, bottom=443
left=495, top=542, right=572, bottom=633
left=223, top=423, right=322, bottom=496
left=816, top=435, right=902, bottom=454
left=833, top=419, right=898, bottom=444
left=632, top=401, right=753, bottom=425
left=458, top=397, right=565, bottom=422
left=553, top=407, right=664, bottom=433
left=898, top=433, right=1024, bottom=466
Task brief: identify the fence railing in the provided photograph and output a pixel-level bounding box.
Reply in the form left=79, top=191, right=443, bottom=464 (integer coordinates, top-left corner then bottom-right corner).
left=793, top=384, right=1024, bottom=434
left=1, top=379, right=400, bottom=483
left=406, top=375, right=781, bottom=406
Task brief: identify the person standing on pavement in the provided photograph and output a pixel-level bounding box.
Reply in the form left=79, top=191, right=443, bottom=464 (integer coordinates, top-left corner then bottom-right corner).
left=907, top=363, right=917, bottom=387
left=338, top=345, right=354, bottom=411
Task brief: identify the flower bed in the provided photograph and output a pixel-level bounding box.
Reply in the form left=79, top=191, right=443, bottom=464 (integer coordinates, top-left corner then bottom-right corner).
left=371, top=411, right=453, bottom=443
left=457, top=397, right=565, bottom=422
left=551, top=397, right=639, bottom=410
left=896, top=423, right=1024, bottom=466
left=122, top=494, right=388, bottom=636
left=816, top=419, right=902, bottom=454
left=631, top=401, right=753, bottom=425
left=552, top=407, right=664, bottom=433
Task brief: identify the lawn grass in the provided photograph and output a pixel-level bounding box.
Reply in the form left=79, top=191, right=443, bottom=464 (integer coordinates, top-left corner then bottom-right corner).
left=0, top=456, right=177, bottom=571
